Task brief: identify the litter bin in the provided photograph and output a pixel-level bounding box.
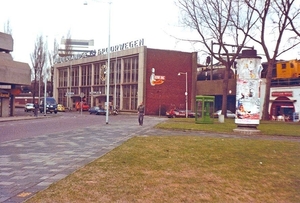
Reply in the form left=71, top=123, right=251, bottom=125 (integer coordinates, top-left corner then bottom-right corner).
left=218, top=114, right=224, bottom=123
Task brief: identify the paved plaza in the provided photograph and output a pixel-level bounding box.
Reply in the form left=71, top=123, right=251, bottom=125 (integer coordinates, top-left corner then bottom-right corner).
left=0, top=115, right=168, bottom=203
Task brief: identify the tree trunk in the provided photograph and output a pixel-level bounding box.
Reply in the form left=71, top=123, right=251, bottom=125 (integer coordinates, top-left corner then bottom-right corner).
left=221, top=65, right=230, bottom=117
left=261, top=62, right=274, bottom=120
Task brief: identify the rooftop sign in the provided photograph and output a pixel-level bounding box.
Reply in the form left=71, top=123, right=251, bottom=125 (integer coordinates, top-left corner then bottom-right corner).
left=98, top=39, right=144, bottom=55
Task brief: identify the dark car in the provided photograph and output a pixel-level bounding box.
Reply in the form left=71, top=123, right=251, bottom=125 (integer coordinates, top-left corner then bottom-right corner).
left=89, top=106, right=106, bottom=115
left=39, top=97, right=58, bottom=114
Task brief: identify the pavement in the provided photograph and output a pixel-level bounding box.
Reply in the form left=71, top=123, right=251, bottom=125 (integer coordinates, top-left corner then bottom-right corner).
left=0, top=114, right=172, bottom=203
left=0, top=114, right=299, bottom=203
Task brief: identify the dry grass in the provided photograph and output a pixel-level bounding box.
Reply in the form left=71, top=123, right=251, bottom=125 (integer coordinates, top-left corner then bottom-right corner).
left=26, top=136, right=300, bottom=203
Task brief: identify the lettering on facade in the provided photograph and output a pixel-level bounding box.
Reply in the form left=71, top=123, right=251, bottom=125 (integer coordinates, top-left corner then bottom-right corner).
left=271, top=91, right=293, bottom=97
left=90, top=91, right=101, bottom=96
left=97, top=39, right=145, bottom=55
left=57, top=39, right=145, bottom=63
left=57, top=53, right=87, bottom=63
left=0, top=92, right=9, bottom=98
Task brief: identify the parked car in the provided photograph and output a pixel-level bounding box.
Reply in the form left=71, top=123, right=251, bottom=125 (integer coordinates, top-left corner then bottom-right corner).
left=166, top=109, right=196, bottom=118
left=75, top=102, right=90, bottom=111
left=88, top=106, right=106, bottom=115
left=57, top=104, right=65, bottom=112
left=24, top=103, right=35, bottom=112
left=213, top=110, right=236, bottom=118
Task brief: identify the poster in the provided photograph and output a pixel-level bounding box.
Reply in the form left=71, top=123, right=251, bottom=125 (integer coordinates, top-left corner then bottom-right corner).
left=235, top=57, right=262, bottom=125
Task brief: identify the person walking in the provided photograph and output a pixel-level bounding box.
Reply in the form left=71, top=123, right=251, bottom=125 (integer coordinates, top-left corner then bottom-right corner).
left=137, top=101, right=145, bottom=126
left=34, top=101, right=39, bottom=117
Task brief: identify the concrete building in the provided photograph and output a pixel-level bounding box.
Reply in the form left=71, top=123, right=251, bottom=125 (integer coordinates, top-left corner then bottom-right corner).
left=53, top=44, right=198, bottom=115
left=0, top=32, right=31, bottom=117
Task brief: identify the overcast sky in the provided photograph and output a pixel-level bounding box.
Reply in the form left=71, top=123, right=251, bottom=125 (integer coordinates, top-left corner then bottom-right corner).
left=1, top=0, right=198, bottom=66
left=1, top=0, right=299, bottom=67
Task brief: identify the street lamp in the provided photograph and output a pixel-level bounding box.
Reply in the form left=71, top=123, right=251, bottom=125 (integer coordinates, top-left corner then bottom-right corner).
left=84, top=0, right=111, bottom=124
left=178, top=72, right=188, bottom=118
left=105, top=1, right=111, bottom=124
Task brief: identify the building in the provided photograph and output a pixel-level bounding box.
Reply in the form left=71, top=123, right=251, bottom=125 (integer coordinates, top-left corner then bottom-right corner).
left=196, top=59, right=300, bottom=120
left=53, top=43, right=198, bottom=115
left=0, top=32, right=31, bottom=117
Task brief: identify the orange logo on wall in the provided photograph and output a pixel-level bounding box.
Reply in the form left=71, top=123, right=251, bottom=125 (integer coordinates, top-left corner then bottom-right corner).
left=150, top=68, right=165, bottom=86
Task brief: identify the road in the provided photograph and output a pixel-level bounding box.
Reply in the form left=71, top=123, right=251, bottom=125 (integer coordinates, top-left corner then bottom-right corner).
left=0, top=109, right=121, bottom=143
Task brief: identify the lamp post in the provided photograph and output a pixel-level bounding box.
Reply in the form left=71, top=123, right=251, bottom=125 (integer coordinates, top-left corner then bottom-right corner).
left=178, top=72, right=188, bottom=118
left=84, top=0, right=111, bottom=124
left=105, top=1, right=111, bottom=124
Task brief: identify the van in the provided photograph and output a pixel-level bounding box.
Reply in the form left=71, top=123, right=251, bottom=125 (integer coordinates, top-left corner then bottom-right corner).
left=39, top=97, right=58, bottom=114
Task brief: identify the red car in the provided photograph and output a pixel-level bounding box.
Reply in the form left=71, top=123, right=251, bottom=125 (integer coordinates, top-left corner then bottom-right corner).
left=75, top=102, right=90, bottom=111
left=166, top=109, right=196, bottom=118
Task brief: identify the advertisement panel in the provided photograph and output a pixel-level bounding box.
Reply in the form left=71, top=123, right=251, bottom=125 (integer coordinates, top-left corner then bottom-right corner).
left=235, top=50, right=262, bottom=125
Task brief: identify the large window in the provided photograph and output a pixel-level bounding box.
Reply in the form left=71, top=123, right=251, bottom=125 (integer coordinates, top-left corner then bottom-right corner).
left=72, top=66, right=79, bottom=86
left=58, top=68, right=68, bottom=87
left=132, top=57, right=138, bottom=83
left=123, top=56, right=138, bottom=83
left=80, top=87, right=91, bottom=104
left=116, top=59, right=121, bottom=84
left=94, top=63, right=106, bottom=85
left=122, top=84, right=137, bottom=110
left=58, top=88, right=67, bottom=106
left=81, top=65, right=92, bottom=86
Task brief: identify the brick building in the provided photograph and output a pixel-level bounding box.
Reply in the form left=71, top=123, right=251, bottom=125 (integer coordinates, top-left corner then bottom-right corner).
left=53, top=45, right=197, bottom=115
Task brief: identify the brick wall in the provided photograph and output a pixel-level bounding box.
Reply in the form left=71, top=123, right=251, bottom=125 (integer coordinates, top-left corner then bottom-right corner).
left=145, top=49, right=195, bottom=115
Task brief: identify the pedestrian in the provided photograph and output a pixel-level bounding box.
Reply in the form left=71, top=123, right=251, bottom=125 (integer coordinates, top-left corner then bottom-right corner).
left=137, top=101, right=145, bottom=126
left=34, top=101, right=39, bottom=117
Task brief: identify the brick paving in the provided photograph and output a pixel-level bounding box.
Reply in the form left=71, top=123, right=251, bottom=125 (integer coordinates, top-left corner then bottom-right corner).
left=0, top=115, right=167, bottom=203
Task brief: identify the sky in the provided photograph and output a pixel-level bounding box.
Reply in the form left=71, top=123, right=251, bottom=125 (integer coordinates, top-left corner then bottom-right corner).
left=0, top=0, right=197, bottom=66
left=1, top=0, right=299, bottom=67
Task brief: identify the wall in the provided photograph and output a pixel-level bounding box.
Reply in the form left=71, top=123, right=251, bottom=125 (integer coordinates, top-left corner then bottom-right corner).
left=145, top=49, right=196, bottom=115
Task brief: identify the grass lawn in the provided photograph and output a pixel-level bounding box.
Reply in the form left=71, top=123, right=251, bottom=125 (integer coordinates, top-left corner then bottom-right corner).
left=156, top=118, right=300, bottom=137
left=26, top=119, right=300, bottom=202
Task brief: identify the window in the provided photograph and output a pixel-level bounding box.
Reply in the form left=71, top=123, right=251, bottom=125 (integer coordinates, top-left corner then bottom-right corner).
left=94, top=63, right=100, bottom=85
left=81, top=65, right=92, bottom=86
left=132, top=57, right=138, bottom=82
left=123, top=56, right=138, bottom=83
left=72, top=66, right=79, bottom=86
left=122, top=84, right=137, bottom=110
left=58, top=88, right=67, bottom=106
left=58, top=68, right=68, bottom=87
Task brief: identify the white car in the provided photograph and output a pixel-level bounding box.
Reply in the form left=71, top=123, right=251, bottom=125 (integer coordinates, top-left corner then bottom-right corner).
left=24, top=103, right=35, bottom=112
left=213, top=110, right=236, bottom=118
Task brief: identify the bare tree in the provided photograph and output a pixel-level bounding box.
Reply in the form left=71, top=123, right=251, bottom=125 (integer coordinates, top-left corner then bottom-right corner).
left=30, top=35, right=47, bottom=102
left=241, top=0, right=300, bottom=120
left=177, top=0, right=257, bottom=117
left=48, top=38, right=59, bottom=97
left=3, top=20, right=12, bottom=35
left=283, top=0, right=300, bottom=38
